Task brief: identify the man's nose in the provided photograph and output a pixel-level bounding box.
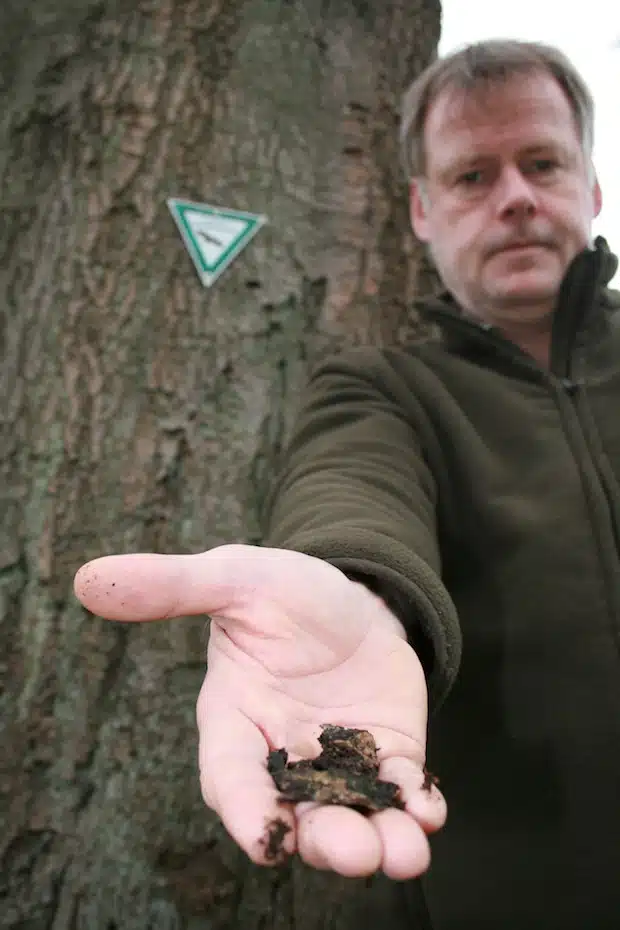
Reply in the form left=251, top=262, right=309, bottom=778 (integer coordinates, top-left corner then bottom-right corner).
left=495, top=166, right=537, bottom=220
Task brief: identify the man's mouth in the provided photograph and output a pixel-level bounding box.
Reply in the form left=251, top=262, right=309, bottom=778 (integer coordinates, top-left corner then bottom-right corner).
left=499, top=242, right=545, bottom=252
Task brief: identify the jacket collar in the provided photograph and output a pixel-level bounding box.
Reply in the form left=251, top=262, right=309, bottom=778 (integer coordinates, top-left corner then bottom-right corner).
left=416, top=237, right=618, bottom=375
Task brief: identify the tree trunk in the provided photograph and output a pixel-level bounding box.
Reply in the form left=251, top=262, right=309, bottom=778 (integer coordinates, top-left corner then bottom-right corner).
left=0, top=1, right=441, bottom=927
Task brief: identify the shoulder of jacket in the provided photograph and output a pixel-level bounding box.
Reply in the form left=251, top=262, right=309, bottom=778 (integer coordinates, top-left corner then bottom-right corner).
left=310, top=339, right=443, bottom=377
left=601, top=286, right=620, bottom=311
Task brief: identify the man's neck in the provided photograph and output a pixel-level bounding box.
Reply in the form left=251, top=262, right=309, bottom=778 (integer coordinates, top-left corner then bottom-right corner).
left=457, top=292, right=557, bottom=369
left=495, top=318, right=552, bottom=369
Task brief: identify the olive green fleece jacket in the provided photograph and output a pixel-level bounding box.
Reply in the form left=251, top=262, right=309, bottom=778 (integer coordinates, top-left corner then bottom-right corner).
left=263, top=238, right=620, bottom=930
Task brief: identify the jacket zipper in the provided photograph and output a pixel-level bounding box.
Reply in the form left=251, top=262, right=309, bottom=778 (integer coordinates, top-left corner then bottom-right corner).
left=551, top=377, right=620, bottom=647
left=423, top=304, right=620, bottom=638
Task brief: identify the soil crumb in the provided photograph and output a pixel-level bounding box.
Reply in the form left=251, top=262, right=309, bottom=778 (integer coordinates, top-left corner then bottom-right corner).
left=422, top=766, right=440, bottom=792
left=262, top=816, right=292, bottom=863
left=267, top=725, right=405, bottom=814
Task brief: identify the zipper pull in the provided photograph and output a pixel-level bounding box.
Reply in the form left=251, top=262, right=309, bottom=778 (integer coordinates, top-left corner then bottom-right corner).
left=561, top=378, right=579, bottom=395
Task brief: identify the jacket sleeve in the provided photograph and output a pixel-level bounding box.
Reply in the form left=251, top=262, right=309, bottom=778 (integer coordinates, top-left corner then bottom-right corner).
left=261, top=346, right=461, bottom=710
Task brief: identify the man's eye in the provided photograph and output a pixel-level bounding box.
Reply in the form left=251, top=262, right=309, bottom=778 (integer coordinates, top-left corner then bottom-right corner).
left=457, top=170, right=483, bottom=185
left=531, top=158, right=558, bottom=173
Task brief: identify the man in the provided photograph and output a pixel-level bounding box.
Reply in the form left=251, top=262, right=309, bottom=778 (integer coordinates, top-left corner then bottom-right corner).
left=74, top=40, right=620, bottom=929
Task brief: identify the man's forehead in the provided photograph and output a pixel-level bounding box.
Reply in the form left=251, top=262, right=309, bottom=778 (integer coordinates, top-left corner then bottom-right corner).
left=425, top=71, right=575, bottom=143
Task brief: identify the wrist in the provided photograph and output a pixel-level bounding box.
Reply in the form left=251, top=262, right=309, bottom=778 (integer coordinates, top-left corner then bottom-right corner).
left=347, top=575, right=408, bottom=641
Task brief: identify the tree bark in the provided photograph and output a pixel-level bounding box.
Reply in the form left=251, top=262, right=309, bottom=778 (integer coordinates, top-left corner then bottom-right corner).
left=0, top=1, right=441, bottom=927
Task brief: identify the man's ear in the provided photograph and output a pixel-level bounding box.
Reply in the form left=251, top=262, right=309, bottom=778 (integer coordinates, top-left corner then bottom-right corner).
left=410, top=179, right=430, bottom=241
left=592, top=174, right=603, bottom=219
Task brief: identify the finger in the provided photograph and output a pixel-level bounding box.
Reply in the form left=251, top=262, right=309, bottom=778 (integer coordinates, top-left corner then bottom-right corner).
left=297, top=805, right=382, bottom=878
left=379, top=756, right=447, bottom=833
left=73, top=544, right=309, bottom=623
left=292, top=803, right=331, bottom=870
left=369, top=807, right=431, bottom=880
left=197, top=692, right=296, bottom=865
left=73, top=551, right=241, bottom=622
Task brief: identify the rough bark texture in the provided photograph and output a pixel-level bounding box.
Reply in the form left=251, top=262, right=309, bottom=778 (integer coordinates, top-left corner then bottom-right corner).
left=0, top=1, right=441, bottom=927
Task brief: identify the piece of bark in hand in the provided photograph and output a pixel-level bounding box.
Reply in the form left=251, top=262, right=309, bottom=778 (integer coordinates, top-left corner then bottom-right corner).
left=267, top=725, right=405, bottom=814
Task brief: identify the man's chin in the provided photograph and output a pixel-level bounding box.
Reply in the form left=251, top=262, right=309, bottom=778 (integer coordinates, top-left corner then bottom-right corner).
left=487, top=272, right=561, bottom=307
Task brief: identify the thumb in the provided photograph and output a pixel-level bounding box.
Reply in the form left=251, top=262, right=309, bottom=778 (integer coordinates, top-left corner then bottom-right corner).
left=73, top=545, right=260, bottom=622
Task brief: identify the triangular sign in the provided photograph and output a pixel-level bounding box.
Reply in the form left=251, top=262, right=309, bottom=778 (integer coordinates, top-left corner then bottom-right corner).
left=167, top=198, right=267, bottom=287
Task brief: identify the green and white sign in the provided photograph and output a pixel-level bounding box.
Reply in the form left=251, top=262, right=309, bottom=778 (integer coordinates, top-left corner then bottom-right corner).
left=167, top=198, right=267, bottom=287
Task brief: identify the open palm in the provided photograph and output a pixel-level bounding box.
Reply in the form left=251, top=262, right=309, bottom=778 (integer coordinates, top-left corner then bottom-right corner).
left=74, top=544, right=446, bottom=879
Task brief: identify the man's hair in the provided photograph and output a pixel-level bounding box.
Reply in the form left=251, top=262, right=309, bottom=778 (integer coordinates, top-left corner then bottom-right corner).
left=400, top=39, right=595, bottom=180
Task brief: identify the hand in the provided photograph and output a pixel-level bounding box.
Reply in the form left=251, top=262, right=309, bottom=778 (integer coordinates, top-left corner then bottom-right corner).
left=74, top=544, right=446, bottom=879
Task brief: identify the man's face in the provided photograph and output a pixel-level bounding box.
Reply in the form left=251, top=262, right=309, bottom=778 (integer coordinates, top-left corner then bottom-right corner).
left=410, top=71, right=602, bottom=326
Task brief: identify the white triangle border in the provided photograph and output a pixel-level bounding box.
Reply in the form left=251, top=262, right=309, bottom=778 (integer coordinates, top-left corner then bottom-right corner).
left=167, top=197, right=268, bottom=287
